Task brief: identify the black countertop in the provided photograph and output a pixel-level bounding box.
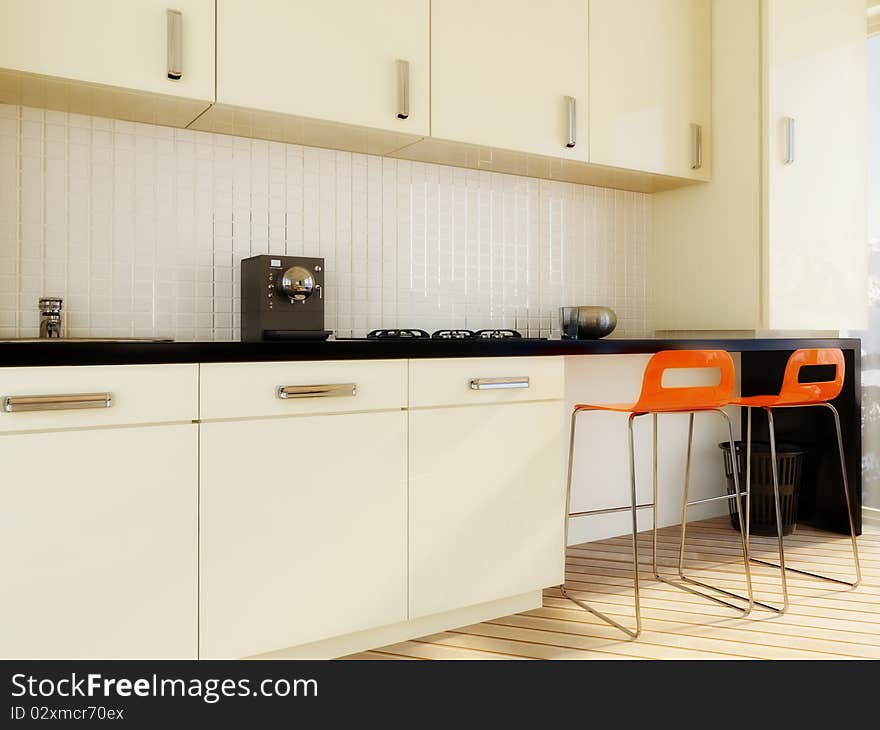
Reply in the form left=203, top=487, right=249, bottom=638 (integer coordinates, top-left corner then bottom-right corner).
left=0, top=337, right=861, bottom=367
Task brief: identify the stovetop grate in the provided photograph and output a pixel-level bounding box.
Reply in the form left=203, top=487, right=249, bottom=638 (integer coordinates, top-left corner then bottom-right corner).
left=366, top=328, right=524, bottom=341
left=366, top=328, right=431, bottom=339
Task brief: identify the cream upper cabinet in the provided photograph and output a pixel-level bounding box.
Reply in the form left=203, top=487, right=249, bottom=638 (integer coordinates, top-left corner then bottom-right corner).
left=216, top=0, right=429, bottom=136
left=0, top=0, right=215, bottom=101
left=431, top=0, right=589, bottom=161
left=589, top=0, right=711, bottom=179
left=653, top=0, right=867, bottom=332
left=763, top=0, right=867, bottom=330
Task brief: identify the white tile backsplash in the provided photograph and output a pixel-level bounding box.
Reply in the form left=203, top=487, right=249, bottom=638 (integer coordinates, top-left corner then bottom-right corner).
left=0, top=104, right=652, bottom=341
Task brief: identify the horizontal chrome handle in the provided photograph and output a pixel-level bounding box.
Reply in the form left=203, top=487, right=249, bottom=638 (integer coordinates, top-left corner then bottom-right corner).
left=470, top=377, right=530, bottom=391
left=277, top=383, right=358, bottom=399
left=3, top=392, right=113, bottom=413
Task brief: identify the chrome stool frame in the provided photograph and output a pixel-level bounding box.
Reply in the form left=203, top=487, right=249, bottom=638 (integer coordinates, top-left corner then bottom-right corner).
left=741, top=402, right=861, bottom=615
left=562, top=405, right=755, bottom=640
left=650, top=411, right=754, bottom=616
left=562, top=409, right=648, bottom=639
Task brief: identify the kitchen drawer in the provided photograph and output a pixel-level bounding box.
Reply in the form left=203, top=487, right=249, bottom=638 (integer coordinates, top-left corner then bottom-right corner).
left=199, top=359, right=407, bottom=420
left=408, top=356, right=564, bottom=408
left=0, top=364, right=198, bottom=433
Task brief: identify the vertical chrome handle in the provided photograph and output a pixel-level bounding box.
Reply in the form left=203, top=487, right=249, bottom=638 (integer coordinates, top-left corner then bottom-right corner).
left=167, top=9, right=183, bottom=80
left=690, top=123, right=703, bottom=170
left=784, top=116, right=795, bottom=165
left=397, top=59, right=410, bottom=120
left=565, top=96, right=576, bottom=148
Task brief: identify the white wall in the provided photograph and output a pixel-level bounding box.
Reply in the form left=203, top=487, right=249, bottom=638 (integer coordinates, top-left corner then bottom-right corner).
left=0, top=104, right=653, bottom=341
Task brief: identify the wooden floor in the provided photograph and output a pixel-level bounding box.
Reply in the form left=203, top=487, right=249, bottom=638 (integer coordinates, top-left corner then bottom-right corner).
left=343, top=516, right=880, bottom=660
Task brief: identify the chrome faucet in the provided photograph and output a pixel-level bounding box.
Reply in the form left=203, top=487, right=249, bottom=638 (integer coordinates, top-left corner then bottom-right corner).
left=39, top=297, right=63, bottom=339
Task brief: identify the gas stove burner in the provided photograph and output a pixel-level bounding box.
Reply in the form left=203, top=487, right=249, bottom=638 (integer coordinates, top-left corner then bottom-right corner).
left=475, top=329, right=522, bottom=340
left=432, top=329, right=476, bottom=340
left=430, top=328, right=523, bottom=340
left=366, top=327, right=524, bottom=341
left=367, top=328, right=431, bottom=339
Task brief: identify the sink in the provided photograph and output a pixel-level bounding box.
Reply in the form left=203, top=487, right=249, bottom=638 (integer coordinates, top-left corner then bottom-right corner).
left=0, top=337, right=174, bottom=344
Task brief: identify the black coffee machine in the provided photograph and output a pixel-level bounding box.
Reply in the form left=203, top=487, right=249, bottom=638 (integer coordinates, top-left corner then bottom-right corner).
left=241, top=255, right=332, bottom=342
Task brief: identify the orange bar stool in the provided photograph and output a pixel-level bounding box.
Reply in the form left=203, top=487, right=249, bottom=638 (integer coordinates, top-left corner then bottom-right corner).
left=731, top=348, right=861, bottom=614
left=563, top=350, right=754, bottom=639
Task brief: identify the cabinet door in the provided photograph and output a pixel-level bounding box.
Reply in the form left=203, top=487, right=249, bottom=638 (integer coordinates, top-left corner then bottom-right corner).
left=217, top=0, right=429, bottom=136
left=200, top=411, right=407, bottom=658
left=0, top=0, right=215, bottom=101
left=0, top=425, right=198, bottom=658
left=409, top=401, right=565, bottom=619
left=431, top=0, right=588, bottom=160
left=764, top=0, right=867, bottom=330
left=589, top=0, right=711, bottom=179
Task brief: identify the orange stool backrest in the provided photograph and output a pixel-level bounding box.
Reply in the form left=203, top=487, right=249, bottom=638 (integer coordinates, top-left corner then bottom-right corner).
left=777, top=348, right=845, bottom=405
left=633, top=349, right=735, bottom=413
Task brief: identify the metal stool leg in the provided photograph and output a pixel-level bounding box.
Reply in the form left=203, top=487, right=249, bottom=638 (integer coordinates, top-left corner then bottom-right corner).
left=745, top=406, right=751, bottom=549
left=829, top=402, right=863, bottom=588
left=652, top=414, right=660, bottom=581
left=741, top=407, right=790, bottom=613
left=750, top=403, right=861, bottom=589
left=561, top=410, right=643, bottom=639
left=654, top=409, right=754, bottom=615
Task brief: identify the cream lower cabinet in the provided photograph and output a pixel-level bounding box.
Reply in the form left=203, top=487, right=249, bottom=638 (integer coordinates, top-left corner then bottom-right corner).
left=0, top=364, right=199, bottom=659
left=198, top=360, right=408, bottom=658
left=199, top=412, right=407, bottom=658
left=409, top=402, right=565, bottom=618
left=408, top=357, right=566, bottom=619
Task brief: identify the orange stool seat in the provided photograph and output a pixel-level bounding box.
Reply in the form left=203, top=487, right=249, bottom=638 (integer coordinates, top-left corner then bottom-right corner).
left=575, top=349, right=736, bottom=414
left=731, top=348, right=844, bottom=409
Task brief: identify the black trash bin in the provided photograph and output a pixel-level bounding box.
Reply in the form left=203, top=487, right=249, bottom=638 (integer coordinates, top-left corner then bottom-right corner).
left=718, top=441, right=807, bottom=536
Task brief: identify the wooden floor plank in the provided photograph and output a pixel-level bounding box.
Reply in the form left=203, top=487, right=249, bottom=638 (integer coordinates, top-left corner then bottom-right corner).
left=417, top=631, right=633, bottom=660
left=454, top=621, right=747, bottom=660
left=486, top=613, right=853, bottom=660
left=346, top=517, right=879, bottom=660
left=562, top=563, right=880, bottom=615
left=569, top=539, right=871, bottom=575
left=565, top=551, right=877, bottom=595
left=599, top=528, right=870, bottom=565
left=339, top=650, right=419, bottom=660
left=529, top=603, right=880, bottom=658
left=376, top=639, right=523, bottom=660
